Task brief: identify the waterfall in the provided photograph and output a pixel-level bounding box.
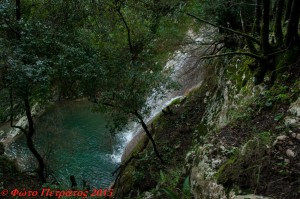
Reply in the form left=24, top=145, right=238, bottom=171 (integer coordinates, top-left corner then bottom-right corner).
left=111, top=29, right=206, bottom=163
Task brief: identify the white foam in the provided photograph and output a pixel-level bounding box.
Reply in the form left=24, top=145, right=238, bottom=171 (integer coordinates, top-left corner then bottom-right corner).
left=110, top=29, right=206, bottom=163
left=110, top=49, right=190, bottom=164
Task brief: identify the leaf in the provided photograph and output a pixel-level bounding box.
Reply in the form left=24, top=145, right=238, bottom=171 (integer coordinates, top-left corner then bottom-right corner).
left=160, top=170, right=166, bottom=183
left=274, top=113, right=284, bottom=122
left=162, top=188, right=180, bottom=199
left=182, top=176, right=190, bottom=197
left=265, top=100, right=272, bottom=107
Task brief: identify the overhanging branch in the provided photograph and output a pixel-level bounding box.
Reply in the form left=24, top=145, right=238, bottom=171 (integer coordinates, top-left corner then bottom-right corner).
left=186, top=13, right=260, bottom=45
left=9, top=89, right=27, bottom=135
left=200, top=51, right=265, bottom=61
left=115, top=3, right=134, bottom=57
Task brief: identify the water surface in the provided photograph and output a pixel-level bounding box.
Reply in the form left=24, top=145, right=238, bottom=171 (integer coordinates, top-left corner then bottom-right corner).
left=6, top=101, right=118, bottom=188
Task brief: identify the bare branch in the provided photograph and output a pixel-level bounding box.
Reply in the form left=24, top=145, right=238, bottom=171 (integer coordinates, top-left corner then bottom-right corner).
left=199, top=51, right=265, bottom=61
left=10, top=123, right=27, bottom=135
left=267, top=48, right=287, bottom=56
left=4, top=19, right=21, bottom=39
left=9, top=89, right=27, bottom=135
left=114, top=2, right=134, bottom=58
left=186, top=13, right=261, bottom=45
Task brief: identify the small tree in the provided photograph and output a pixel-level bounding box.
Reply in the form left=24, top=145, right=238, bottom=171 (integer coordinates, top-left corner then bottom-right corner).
left=89, top=0, right=185, bottom=163
left=0, top=0, right=49, bottom=182
left=92, top=46, right=173, bottom=163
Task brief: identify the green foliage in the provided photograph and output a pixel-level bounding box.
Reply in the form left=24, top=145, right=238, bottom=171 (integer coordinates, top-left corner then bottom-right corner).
left=0, top=155, right=18, bottom=173
left=0, top=0, right=101, bottom=103
left=215, top=148, right=240, bottom=182
left=162, top=176, right=191, bottom=199
left=259, top=84, right=293, bottom=106
left=216, top=135, right=272, bottom=193
left=0, top=89, right=10, bottom=122
left=88, top=0, right=192, bottom=133
left=0, top=0, right=196, bottom=135
left=257, top=131, right=272, bottom=146
left=182, top=176, right=191, bottom=198
left=275, top=49, right=300, bottom=73
left=198, top=0, right=254, bottom=31
left=168, top=97, right=182, bottom=106
left=163, top=188, right=180, bottom=199
left=195, top=122, right=208, bottom=137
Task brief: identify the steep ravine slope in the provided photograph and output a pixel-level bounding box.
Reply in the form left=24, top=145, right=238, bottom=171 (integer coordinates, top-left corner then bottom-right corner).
left=113, top=52, right=300, bottom=199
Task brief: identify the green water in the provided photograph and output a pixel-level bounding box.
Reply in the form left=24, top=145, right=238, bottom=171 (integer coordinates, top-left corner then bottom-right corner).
left=7, top=101, right=118, bottom=188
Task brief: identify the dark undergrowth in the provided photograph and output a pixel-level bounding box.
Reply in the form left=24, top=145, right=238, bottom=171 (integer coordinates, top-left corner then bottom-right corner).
left=0, top=156, right=43, bottom=199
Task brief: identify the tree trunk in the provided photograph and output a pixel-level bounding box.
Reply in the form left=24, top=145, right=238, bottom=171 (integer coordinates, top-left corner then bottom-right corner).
left=261, top=0, right=270, bottom=54
left=252, top=0, right=262, bottom=35
left=271, top=0, right=278, bottom=20
left=15, top=0, right=21, bottom=40
left=240, top=10, right=257, bottom=54
left=115, top=3, right=136, bottom=61
left=14, top=0, right=46, bottom=183
left=134, top=112, right=164, bottom=163
left=16, top=0, right=21, bottom=20
left=284, top=0, right=293, bottom=21
left=274, top=0, right=284, bottom=46
left=253, top=0, right=271, bottom=85
left=24, top=96, right=46, bottom=183
left=285, top=0, right=300, bottom=47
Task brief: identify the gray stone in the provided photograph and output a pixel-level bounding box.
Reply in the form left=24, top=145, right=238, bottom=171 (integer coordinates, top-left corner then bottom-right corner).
left=288, top=98, right=300, bottom=117
left=285, top=117, right=299, bottom=126
left=143, top=192, right=154, bottom=199
left=219, top=145, right=225, bottom=151
left=276, top=135, right=288, bottom=141
left=296, top=134, right=300, bottom=140
left=286, top=149, right=296, bottom=158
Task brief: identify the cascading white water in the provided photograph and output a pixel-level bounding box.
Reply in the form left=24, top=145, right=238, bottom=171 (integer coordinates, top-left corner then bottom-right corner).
left=111, top=29, right=208, bottom=163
